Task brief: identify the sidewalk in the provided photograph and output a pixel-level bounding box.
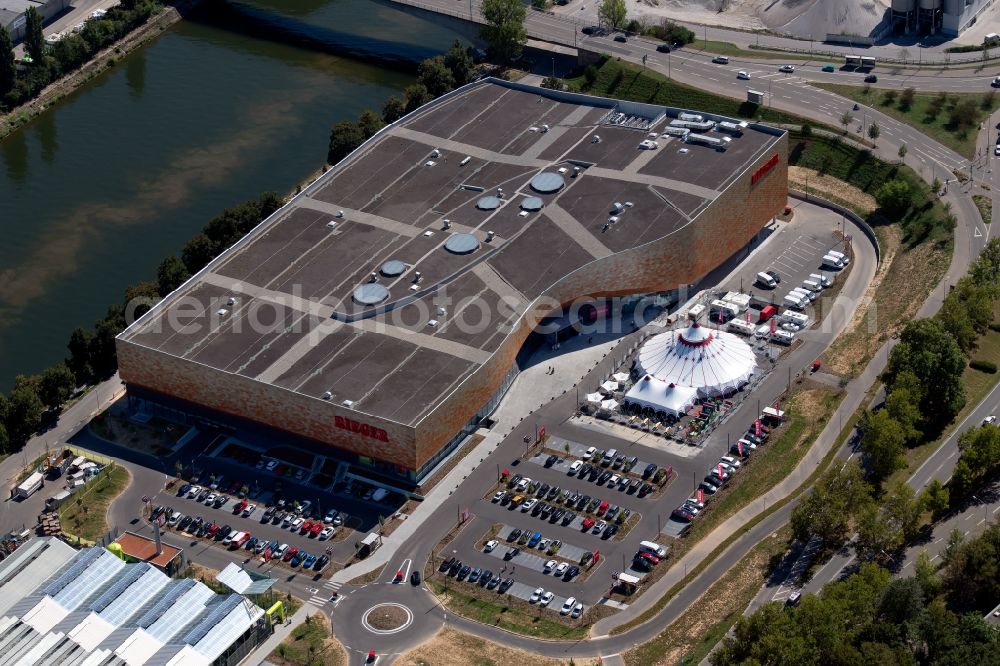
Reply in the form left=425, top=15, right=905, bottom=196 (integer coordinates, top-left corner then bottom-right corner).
left=241, top=601, right=317, bottom=665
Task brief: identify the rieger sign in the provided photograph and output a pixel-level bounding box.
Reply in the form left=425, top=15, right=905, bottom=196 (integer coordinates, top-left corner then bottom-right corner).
left=334, top=416, right=389, bottom=442
left=751, top=153, right=780, bottom=186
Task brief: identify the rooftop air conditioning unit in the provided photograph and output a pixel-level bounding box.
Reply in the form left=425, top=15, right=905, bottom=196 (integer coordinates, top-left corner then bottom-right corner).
left=342, top=399, right=354, bottom=408
left=431, top=149, right=440, bottom=158
left=227, top=297, right=237, bottom=306
left=336, top=210, right=344, bottom=218
left=541, top=124, right=550, bottom=133
left=443, top=219, right=451, bottom=229
left=437, top=307, right=447, bottom=316
left=592, top=135, right=601, bottom=143
left=322, top=391, right=332, bottom=400
left=327, top=220, right=338, bottom=228
left=370, top=272, right=378, bottom=282
left=612, top=202, right=624, bottom=213
left=461, top=156, right=471, bottom=166
left=217, top=308, right=228, bottom=316
left=428, top=319, right=439, bottom=327
left=486, top=231, right=495, bottom=242
left=413, top=271, right=422, bottom=283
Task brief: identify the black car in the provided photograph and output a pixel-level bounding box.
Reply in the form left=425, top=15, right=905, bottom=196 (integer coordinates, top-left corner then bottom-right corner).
left=486, top=575, right=501, bottom=589
left=196, top=523, right=210, bottom=537
left=468, top=567, right=481, bottom=583
left=638, top=483, right=653, bottom=498
left=576, top=495, right=591, bottom=511
left=439, top=557, right=455, bottom=572
left=540, top=504, right=555, bottom=519
left=215, top=525, right=231, bottom=540
left=612, top=455, right=625, bottom=470
left=261, top=508, right=274, bottom=522
left=602, top=524, right=619, bottom=539
left=532, top=502, right=546, bottom=517
left=605, top=505, right=619, bottom=521
left=449, top=561, right=462, bottom=576
left=642, top=463, right=657, bottom=479
left=178, top=515, right=193, bottom=531
left=565, top=565, right=580, bottom=580
left=562, top=510, right=577, bottom=526
left=508, top=474, right=523, bottom=489
left=582, top=25, right=597, bottom=35
left=504, top=547, right=520, bottom=560
left=544, top=454, right=559, bottom=468
left=579, top=464, right=592, bottom=478
left=550, top=508, right=566, bottom=524
left=864, top=74, right=877, bottom=83
left=625, top=456, right=638, bottom=471
left=588, top=467, right=601, bottom=482
left=191, top=516, right=204, bottom=531
left=314, top=555, right=330, bottom=571
left=411, top=570, right=421, bottom=585
left=457, top=565, right=471, bottom=580
left=508, top=528, right=523, bottom=542
left=656, top=43, right=671, bottom=53
left=700, top=480, right=720, bottom=495
left=614, top=34, right=627, bottom=42
left=479, top=570, right=493, bottom=587
left=632, top=556, right=652, bottom=572
left=214, top=496, right=228, bottom=508
left=598, top=470, right=613, bottom=485
left=536, top=483, right=550, bottom=498
left=546, top=485, right=561, bottom=501
left=628, top=478, right=641, bottom=494
left=498, top=578, right=515, bottom=593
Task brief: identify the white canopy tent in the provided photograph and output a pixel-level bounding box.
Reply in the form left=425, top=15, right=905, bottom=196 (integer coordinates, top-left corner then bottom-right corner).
left=612, top=372, right=630, bottom=384
left=624, top=376, right=698, bottom=417
left=585, top=392, right=604, bottom=404
left=600, top=380, right=619, bottom=394
left=632, top=322, right=756, bottom=400
left=599, top=399, right=620, bottom=412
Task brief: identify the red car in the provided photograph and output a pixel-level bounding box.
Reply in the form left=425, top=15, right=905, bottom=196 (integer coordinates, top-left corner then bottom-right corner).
left=596, top=500, right=609, bottom=516
left=233, top=500, right=247, bottom=514
left=299, top=520, right=313, bottom=535
left=639, top=552, right=660, bottom=565
left=207, top=523, right=220, bottom=536
left=283, top=547, right=298, bottom=562
left=309, top=521, right=323, bottom=537
left=581, top=517, right=596, bottom=531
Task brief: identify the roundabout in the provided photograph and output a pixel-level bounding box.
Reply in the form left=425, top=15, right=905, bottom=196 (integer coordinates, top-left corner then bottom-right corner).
left=361, top=602, right=413, bottom=635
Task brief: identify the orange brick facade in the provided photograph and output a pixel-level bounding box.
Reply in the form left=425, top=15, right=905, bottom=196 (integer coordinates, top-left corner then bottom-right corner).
left=117, top=133, right=788, bottom=479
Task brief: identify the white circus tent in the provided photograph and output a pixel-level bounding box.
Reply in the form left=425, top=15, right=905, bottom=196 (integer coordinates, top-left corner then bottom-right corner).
left=627, top=322, right=756, bottom=406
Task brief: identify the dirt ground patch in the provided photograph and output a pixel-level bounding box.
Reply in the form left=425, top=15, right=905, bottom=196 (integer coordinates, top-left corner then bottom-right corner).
left=270, top=613, right=347, bottom=666
left=397, top=627, right=600, bottom=666
left=790, top=166, right=877, bottom=214
left=825, top=224, right=949, bottom=375
left=365, top=604, right=409, bottom=630
left=624, top=526, right=793, bottom=666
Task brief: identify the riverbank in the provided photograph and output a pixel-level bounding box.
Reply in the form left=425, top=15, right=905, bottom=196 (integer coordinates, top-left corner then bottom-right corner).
left=0, top=0, right=203, bottom=141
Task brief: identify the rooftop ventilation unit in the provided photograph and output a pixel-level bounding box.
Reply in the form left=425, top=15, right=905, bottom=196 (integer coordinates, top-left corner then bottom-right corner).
left=336, top=210, right=344, bottom=218
left=639, top=139, right=659, bottom=150
left=486, top=231, right=495, bottom=242
left=431, top=149, right=440, bottom=158
left=662, top=126, right=690, bottom=138
left=443, top=219, right=451, bottom=229
left=342, top=399, right=354, bottom=408
left=413, top=271, right=422, bottom=283
left=541, top=124, right=550, bottom=133
left=326, top=220, right=338, bottom=228
left=670, top=118, right=716, bottom=132
left=612, top=202, right=625, bottom=214
left=717, top=120, right=748, bottom=135
left=369, top=272, right=378, bottom=282
left=678, top=112, right=704, bottom=122
left=592, top=135, right=601, bottom=143
left=437, top=307, right=447, bottom=316
left=686, top=133, right=732, bottom=149
left=572, top=166, right=581, bottom=177
left=217, top=308, right=229, bottom=316
left=322, top=391, right=332, bottom=400
left=227, top=297, right=237, bottom=306
left=461, top=156, right=471, bottom=166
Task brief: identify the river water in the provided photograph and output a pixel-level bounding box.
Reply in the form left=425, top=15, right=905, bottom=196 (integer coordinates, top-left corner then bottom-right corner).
left=0, top=0, right=465, bottom=386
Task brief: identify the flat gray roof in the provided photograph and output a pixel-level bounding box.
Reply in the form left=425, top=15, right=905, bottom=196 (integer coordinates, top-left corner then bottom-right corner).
left=122, top=80, right=783, bottom=427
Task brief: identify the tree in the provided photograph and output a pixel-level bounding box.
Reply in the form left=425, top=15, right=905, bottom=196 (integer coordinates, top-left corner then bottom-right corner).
left=883, top=481, right=923, bottom=541
left=885, top=373, right=922, bottom=443
left=157, top=255, right=190, bottom=297
left=859, top=409, right=906, bottom=481
left=181, top=233, right=218, bottom=273
left=948, top=99, right=978, bottom=133
left=897, top=143, right=907, bottom=162
left=66, top=327, right=94, bottom=384
left=921, top=479, right=950, bottom=515
left=443, top=40, right=474, bottom=86
left=913, top=550, right=941, bottom=600
left=403, top=83, right=431, bottom=113
left=599, top=0, right=627, bottom=30
left=24, top=7, right=44, bottom=63
left=357, top=109, right=384, bottom=139
left=90, top=312, right=123, bottom=379
left=840, top=111, right=853, bottom=131
left=855, top=503, right=902, bottom=561
left=480, top=0, right=527, bottom=64
left=874, top=179, right=911, bottom=220
left=417, top=56, right=455, bottom=97
left=0, top=26, right=14, bottom=97
left=328, top=121, right=364, bottom=165
left=791, top=460, right=872, bottom=546
left=867, top=120, right=881, bottom=144
left=0, top=423, right=8, bottom=454
left=382, top=96, right=406, bottom=124
left=38, top=364, right=75, bottom=409
left=899, top=87, right=915, bottom=111
left=5, top=385, right=44, bottom=445
left=883, top=318, right=966, bottom=429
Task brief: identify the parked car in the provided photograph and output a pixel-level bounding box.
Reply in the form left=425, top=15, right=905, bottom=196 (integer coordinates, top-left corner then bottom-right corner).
left=318, top=524, right=336, bottom=540
left=507, top=528, right=522, bottom=542
left=581, top=517, right=596, bottom=531
left=571, top=602, right=584, bottom=618
left=492, top=490, right=507, bottom=502
left=499, top=578, right=514, bottom=593
left=569, top=460, right=583, bottom=474
left=530, top=588, right=545, bottom=603
left=656, top=43, right=671, bottom=53
left=643, top=463, right=657, bottom=479
left=484, top=539, right=499, bottom=553
left=560, top=597, right=578, bottom=615
left=779, top=64, right=795, bottom=73
left=411, top=570, right=421, bottom=585
left=439, top=557, right=455, bottom=572
left=504, top=547, right=520, bottom=560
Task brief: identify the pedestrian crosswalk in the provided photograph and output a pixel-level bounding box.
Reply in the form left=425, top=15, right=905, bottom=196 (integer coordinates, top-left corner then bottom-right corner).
left=309, top=579, right=343, bottom=606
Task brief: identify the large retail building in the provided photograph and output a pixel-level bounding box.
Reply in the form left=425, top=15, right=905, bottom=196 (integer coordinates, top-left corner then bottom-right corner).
left=117, top=79, right=788, bottom=486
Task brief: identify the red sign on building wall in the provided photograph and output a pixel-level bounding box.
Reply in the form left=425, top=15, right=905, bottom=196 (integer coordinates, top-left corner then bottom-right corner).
left=751, top=153, right=780, bottom=186
left=334, top=415, right=389, bottom=442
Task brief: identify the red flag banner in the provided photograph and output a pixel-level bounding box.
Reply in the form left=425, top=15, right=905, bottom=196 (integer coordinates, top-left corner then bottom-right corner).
left=755, top=420, right=762, bottom=437
left=538, top=426, right=546, bottom=442
left=717, top=463, right=724, bottom=479
left=263, top=547, right=272, bottom=561
left=593, top=550, right=601, bottom=563
left=770, top=317, right=777, bottom=334
left=738, top=441, right=744, bottom=456
left=696, top=488, right=704, bottom=504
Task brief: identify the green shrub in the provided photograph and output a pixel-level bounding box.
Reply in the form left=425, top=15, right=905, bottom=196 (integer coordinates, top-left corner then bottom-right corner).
left=970, top=359, right=998, bottom=373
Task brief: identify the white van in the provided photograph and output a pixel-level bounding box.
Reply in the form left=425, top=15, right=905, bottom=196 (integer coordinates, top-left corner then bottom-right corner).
left=771, top=330, right=795, bottom=345
left=756, top=271, right=777, bottom=289
left=802, top=280, right=821, bottom=293
left=371, top=488, right=388, bottom=502
left=638, top=540, right=668, bottom=558
left=822, top=254, right=844, bottom=269
left=728, top=319, right=756, bottom=336
left=781, top=311, right=810, bottom=327
left=783, top=293, right=805, bottom=309
left=790, top=287, right=816, bottom=302
left=809, top=273, right=832, bottom=288
left=827, top=250, right=850, bottom=265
